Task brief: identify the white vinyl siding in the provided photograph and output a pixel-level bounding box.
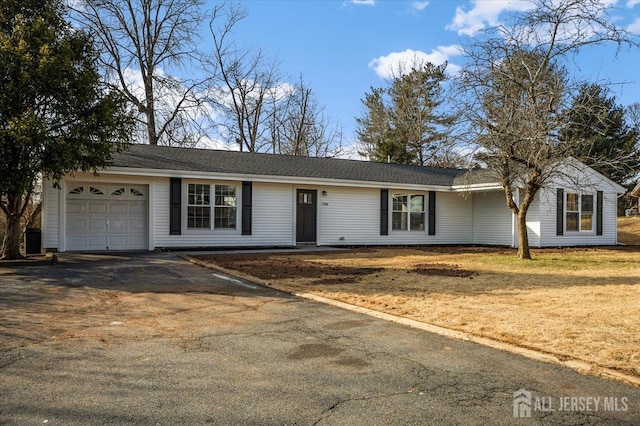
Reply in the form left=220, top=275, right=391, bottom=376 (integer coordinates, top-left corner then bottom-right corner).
left=43, top=157, right=621, bottom=252
left=539, top=187, right=618, bottom=246
left=317, top=188, right=472, bottom=246
left=523, top=193, right=541, bottom=248
left=471, top=191, right=513, bottom=246
left=153, top=181, right=294, bottom=248
left=42, top=180, right=61, bottom=250
left=536, top=161, right=622, bottom=246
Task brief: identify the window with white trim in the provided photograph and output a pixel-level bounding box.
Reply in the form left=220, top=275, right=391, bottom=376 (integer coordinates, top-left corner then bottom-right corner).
left=214, top=185, right=237, bottom=229
left=187, top=184, right=237, bottom=230
left=392, top=194, right=425, bottom=231
left=566, top=193, right=593, bottom=232
left=188, top=184, right=210, bottom=229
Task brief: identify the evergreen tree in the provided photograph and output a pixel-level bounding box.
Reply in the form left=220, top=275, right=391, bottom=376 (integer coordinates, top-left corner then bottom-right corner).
left=0, top=0, right=133, bottom=259
left=562, top=83, right=639, bottom=184
left=356, top=63, right=455, bottom=166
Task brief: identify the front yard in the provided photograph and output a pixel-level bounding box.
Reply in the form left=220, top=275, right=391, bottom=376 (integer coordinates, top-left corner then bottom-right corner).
left=192, top=245, right=640, bottom=379
left=619, top=216, right=640, bottom=245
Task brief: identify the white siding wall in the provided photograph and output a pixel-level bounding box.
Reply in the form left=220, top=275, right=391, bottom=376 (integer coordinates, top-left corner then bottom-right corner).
left=153, top=180, right=294, bottom=248
left=42, top=180, right=61, bottom=250
left=472, top=191, right=513, bottom=246
left=525, top=194, right=542, bottom=248
left=538, top=186, right=618, bottom=246
left=317, top=187, right=473, bottom=246
left=45, top=161, right=620, bottom=251
left=536, top=162, right=622, bottom=246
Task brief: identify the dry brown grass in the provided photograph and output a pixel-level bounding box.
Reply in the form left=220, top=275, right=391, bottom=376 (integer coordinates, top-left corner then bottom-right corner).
left=194, top=246, right=640, bottom=378
left=619, top=216, right=640, bottom=245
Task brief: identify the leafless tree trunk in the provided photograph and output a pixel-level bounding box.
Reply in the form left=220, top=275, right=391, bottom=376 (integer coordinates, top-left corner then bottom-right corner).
left=71, top=0, right=209, bottom=146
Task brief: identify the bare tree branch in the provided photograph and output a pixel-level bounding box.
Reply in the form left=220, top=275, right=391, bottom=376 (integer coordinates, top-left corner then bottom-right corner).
left=71, top=0, right=211, bottom=146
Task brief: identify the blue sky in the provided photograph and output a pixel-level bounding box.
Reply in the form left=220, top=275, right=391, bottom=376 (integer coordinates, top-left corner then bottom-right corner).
left=202, top=0, right=640, bottom=150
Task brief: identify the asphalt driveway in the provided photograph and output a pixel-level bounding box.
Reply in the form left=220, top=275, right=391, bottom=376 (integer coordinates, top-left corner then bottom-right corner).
left=1, top=252, right=638, bottom=425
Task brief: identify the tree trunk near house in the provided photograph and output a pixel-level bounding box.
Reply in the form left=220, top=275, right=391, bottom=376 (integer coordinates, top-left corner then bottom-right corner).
left=516, top=211, right=531, bottom=260
left=503, top=182, right=536, bottom=260
left=1, top=193, right=25, bottom=260
left=2, top=215, right=22, bottom=260
left=145, top=86, right=159, bottom=145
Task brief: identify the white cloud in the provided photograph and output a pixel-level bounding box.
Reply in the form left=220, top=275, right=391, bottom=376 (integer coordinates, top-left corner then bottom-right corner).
left=446, top=0, right=534, bottom=36
left=346, top=0, right=375, bottom=5
left=628, top=17, right=640, bottom=32
left=368, top=46, right=463, bottom=79
left=628, top=0, right=640, bottom=7
left=412, top=1, right=429, bottom=11
left=195, top=134, right=237, bottom=151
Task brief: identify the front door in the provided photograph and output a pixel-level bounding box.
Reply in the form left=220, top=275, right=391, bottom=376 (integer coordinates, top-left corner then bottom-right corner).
left=296, top=189, right=317, bottom=244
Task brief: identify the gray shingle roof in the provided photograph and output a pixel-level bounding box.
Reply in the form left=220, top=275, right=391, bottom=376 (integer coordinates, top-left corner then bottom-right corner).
left=109, top=144, right=496, bottom=187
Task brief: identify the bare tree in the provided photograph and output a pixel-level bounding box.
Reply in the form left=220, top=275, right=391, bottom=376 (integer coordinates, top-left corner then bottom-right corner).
left=627, top=103, right=640, bottom=136
left=271, top=75, right=343, bottom=157
left=458, top=0, right=638, bottom=259
left=208, top=2, right=280, bottom=153
left=71, top=0, right=209, bottom=146
left=207, top=4, right=342, bottom=157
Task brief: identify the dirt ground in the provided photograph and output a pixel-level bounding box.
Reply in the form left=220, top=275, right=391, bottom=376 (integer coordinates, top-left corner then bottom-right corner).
left=192, top=245, right=640, bottom=379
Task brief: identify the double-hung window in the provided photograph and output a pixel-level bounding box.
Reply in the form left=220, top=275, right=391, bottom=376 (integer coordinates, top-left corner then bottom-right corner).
left=214, top=185, right=237, bottom=229
left=187, top=184, right=210, bottom=229
left=392, top=194, right=425, bottom=231
left=187, top=184, right=237, bottom=229
left=566, top=193, right=593, bottom=232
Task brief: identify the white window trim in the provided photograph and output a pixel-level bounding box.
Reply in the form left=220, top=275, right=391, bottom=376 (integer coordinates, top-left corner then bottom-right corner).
left=187, top=183, right=211, bottom=230
left=185, top=182, right=239, bottom=232
left=391, top=192, right=426, bottom=232
left=565, top=192, right=595, bottom=234
left=213, top=184, right=238, bottom=230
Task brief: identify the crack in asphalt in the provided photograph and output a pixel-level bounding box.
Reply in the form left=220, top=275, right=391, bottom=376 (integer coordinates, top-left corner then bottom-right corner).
left=311, top=389, right=424, bottom=425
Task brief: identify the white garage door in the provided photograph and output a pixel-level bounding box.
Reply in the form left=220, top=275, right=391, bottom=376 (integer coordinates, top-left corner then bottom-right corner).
left=66, top=184, right=148, bottom=251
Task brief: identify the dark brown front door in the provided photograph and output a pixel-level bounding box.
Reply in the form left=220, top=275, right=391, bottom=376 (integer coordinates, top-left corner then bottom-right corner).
left=296, top=189, right=317, bottom=243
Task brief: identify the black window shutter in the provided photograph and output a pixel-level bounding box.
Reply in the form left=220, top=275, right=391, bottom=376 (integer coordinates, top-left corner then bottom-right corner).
left=242, top=181, right=253, bottom=235
left=556, top=188, right=564, bottom=236
left=380, top=189, right=388, bottom=236
left=170, top=178, right=182, bottom=235
left=596, top=191, right=603, bottom=236
left=428, top=191, right=436, bottom=235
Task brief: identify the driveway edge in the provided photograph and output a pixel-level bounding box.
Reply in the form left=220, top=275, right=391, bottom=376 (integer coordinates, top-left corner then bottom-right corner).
left=181, top=254, right=640, bottom=388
